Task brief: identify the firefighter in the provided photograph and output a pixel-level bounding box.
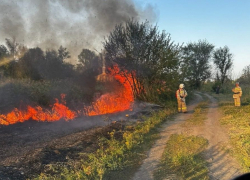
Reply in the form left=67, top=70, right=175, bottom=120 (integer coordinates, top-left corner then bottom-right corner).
left=176, top=83, right=188, bottom=113
left=232, top=82, right=242, bottom=107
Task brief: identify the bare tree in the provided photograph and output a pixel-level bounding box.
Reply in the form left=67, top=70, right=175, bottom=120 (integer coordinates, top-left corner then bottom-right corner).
left=5, top=37, right=27, bottom=60
left=5, top=37, right=18, bottom=60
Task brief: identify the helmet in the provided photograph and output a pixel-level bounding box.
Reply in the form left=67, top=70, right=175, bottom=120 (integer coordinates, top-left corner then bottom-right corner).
left=179, top=84, right=184, bottom=88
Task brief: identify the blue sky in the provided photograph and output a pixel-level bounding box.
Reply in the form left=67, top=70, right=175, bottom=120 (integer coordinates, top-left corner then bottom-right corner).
left=135, top=0, right=250, bottom=77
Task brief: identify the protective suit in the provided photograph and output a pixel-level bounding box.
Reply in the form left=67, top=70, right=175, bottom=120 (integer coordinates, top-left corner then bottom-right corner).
left=176, top=84, right=188, bottom=113
left=232, top=82, right=242, bottom=107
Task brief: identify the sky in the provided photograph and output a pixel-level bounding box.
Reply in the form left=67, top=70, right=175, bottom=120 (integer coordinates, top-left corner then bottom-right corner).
left=0, top=0, right=249, bottom=78
left=135, top=0, right=250, bottom=78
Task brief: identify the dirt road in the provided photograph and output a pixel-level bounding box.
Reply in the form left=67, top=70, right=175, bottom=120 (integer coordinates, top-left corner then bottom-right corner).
left=133, top=92, right=243, bottom=180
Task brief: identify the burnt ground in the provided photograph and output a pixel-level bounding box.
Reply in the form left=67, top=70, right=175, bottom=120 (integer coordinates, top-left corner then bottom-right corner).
left=0, top=102, right=162, bottom=180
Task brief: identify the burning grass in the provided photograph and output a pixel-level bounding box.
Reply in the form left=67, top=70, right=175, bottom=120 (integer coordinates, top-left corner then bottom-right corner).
left=0, top=65, right=135, bottom=126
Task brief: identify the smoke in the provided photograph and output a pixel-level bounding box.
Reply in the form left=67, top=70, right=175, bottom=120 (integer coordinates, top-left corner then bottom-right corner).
left=0, top=0, right=157, bottom=63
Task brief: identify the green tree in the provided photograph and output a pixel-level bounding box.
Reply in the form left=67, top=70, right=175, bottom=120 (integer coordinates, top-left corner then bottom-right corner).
left=238, top=64, right=250, bottom=85
left=181, top=40, right=214, bottom=89
left=213, top=46, right=233, bottom=85
left=18, top=47, right=45, bottom=80
left=78, top=49, right=100, bottom=70
left=104, top=19, right=181, bottom=102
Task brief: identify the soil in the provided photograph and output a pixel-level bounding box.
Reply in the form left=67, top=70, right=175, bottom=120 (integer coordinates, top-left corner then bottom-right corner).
left=0, top=102, right=161, bottom=180
left=132, top=92, right=243, bottom=180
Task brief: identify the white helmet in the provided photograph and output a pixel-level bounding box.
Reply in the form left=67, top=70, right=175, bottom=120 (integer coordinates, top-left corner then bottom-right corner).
left=179, top=83, right=184, bottom=88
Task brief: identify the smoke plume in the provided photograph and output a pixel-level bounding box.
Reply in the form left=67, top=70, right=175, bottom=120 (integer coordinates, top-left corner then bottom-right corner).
left=0, top=0, right=157, bottom=63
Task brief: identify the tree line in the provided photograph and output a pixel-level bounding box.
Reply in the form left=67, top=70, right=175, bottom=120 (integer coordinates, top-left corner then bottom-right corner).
left=0, top=19, right=249, bottom=105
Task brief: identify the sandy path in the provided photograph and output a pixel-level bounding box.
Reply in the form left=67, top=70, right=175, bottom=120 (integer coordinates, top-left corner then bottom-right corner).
left=132, top=92, right=243, bottom=180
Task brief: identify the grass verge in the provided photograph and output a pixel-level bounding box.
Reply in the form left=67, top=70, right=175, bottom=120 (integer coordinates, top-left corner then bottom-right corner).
left=154, top=134, right=209, bottom=180
left=210, top=86, right=250, bottom=172
left=33, top=108, right=175, bottom=180
left=219, top=100, right=250, bottom=172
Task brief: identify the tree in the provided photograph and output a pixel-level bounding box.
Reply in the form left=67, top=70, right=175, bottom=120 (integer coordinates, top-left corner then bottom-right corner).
left=5, top=37, right=27, bottom=60
left=43, top=49, right=74, bottom=79
left=181, top=40, right=214, bottom=89
left=0, top=45, right=8, bottom=59
left=238, top=64, right=250, bottom=85
left=104, top=19, right=181, bottom=101
left=78, top=49, right=99, bottom=69
left=213, top=46, right=233, bottom=85
left=18, top=47, right=45, bottom=80
left=5, top=38, right=17, bottom=58
left=58, top=46, right=71, bottom=62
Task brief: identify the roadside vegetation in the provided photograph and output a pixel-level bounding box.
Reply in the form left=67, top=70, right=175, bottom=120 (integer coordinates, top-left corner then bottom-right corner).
left=154, top=134, right=209, bottom=180
left=212, top=85, right=250, bottom=172
left=203, top=62, right=250, bottom=172
left=33, top=108, right=176, bottom=180
left=154, top=97, right=210, bottom=180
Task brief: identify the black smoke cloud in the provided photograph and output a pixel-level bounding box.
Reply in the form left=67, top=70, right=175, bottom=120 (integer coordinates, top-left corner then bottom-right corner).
left=0, top=0, right=157, bottom=63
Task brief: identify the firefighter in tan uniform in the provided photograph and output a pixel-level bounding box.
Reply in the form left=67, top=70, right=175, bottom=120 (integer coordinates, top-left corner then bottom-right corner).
left=232, top=82, right=242, bottom=106
left=176, top=84, right=188, bottom=113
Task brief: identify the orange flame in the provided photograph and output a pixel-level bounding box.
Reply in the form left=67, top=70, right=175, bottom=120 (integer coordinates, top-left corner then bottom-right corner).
left=85, top=65, right=134, bottom=116
left=0, top=66, right=135, bottom=126
left=0, top=94, right=76, bottom=125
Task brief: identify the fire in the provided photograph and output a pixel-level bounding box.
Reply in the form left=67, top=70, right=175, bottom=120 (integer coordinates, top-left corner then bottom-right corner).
left=0, top=94, right=77, bottom=126
left=85, top=65, right=134, bottom=116
left=0, top=66, right=135, bottom=126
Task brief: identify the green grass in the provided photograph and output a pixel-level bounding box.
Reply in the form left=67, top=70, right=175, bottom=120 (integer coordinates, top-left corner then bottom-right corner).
left=219, top=101, right=250, bottom=172
left=154, top=134, right=209, bottom=180
left=184, top=100, right=209, bottom=126
left=34, top=108, right=176, bottom=180
left=209, top=85, right=250, bottom=172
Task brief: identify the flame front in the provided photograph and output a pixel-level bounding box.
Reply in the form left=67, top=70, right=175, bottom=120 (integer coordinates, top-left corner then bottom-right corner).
left=0, top=94, right=77, bottom=125
left=85, top=65, right=134, bottom=116
left=0, top=66, right=135, bottom=125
